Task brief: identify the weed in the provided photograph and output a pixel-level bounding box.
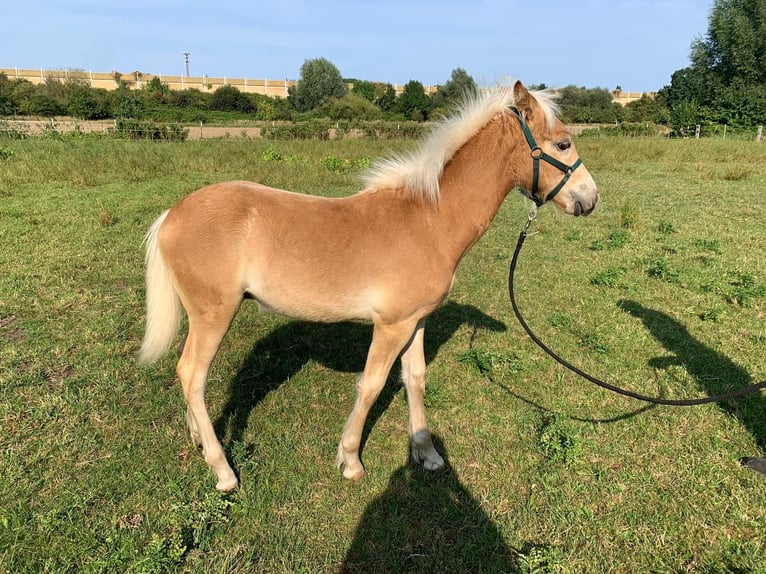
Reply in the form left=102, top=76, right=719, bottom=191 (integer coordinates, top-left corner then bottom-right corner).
left=692, top=238, right=721, bottom=254
left=260, top=146, right=284, bottom=162
left=564, top=230, right=581, bottom=242
left=700, top=308, right=724, bottom=322
left=607, top=229, right=632, bottom=249
left=578, top=331, right=610, bottom=354
left=722, top=165, right=753, bottom=181
left=0, top=147, right=13, bottom=160
left=550, top=312, right=574, bottom=329
left=657, top=220, right=675, bottom=234
left=538, top=415, right=582, bottom=465
left=458, top=348, right=524, bottom=375
left=591, top=266, right=627, bottom=287
left=620, top=201, right=639, bottom=229
left=320, top=155, right=371, bottom=174
left=518, top=543, right=570, bottom=574
left=99, top=208, right=118, bottom=227
left=725, top=270, right=766, bottom=307
left=647, top=257, right=679, bottom=283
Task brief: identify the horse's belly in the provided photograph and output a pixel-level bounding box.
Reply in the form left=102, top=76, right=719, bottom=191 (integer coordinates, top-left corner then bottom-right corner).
left=244, top=280, right=376, bottom=323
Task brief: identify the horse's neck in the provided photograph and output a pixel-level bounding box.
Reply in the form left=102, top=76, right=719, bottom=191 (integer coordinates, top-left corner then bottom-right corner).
left=436, top=114, right=521, bottom=258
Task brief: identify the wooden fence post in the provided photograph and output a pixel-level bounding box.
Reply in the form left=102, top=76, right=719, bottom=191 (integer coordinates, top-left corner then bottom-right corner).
left=695, top=124, right=701, bottom=139
left=757, top=126, right=763, bottom=142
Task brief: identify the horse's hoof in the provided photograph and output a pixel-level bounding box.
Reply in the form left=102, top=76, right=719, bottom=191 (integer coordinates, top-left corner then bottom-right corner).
left=343, top=467, right=366, bottom=481
left=215, top=475, right=240, bottom=492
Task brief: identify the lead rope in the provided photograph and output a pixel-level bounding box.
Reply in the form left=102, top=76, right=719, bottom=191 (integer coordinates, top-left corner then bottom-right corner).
left=508, top=211, right=766, bottom=406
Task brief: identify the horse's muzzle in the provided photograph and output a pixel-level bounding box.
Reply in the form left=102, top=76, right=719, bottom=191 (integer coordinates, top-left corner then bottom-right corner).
left=574, top=193, right=599, bottom=217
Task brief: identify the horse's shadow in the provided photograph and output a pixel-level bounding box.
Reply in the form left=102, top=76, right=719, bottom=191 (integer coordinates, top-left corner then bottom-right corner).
left=213, top=301, right=506, bottom=456
left=618, top=300, right=766, bottom=451
left=341, top=436, right=523, bottom=573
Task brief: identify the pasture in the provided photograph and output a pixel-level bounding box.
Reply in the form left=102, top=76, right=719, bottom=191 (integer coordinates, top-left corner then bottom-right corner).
left=1, top=134, right=765, bottom=572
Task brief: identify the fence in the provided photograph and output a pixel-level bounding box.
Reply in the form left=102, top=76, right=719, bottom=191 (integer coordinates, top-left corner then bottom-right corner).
left=677, top=123, right=764, bottom=141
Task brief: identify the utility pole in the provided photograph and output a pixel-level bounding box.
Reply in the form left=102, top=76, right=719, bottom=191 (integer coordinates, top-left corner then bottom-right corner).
left=183, top=52, right=190, bottom=77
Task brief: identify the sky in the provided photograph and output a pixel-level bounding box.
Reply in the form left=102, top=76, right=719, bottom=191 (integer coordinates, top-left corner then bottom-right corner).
left=2, top=0, right=713, bottom=93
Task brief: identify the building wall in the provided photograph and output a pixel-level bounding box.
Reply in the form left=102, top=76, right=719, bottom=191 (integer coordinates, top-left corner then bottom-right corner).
left=0, top=67, right=442, bottom=98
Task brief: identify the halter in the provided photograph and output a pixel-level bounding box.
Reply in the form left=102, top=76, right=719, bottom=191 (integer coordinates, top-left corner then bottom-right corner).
left=510, top=107, right=582, bottom=207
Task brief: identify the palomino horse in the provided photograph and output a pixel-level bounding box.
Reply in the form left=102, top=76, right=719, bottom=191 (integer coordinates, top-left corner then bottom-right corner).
left=139, top=81, right=599, bottom=491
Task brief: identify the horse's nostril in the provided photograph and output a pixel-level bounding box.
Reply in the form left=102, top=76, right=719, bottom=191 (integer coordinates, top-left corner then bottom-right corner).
left=574, top=201, right=584, bottom=216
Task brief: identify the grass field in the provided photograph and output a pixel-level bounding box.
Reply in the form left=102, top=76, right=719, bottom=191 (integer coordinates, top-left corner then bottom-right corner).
left=1, top=133, right=765, bottom=573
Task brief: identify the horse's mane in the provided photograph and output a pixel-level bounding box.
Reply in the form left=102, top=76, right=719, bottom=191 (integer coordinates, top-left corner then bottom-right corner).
left=360, top=83, right=559, bottom=203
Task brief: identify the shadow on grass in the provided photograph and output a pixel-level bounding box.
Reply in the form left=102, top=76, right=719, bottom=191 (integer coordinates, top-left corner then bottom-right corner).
left=618, top=300, right=766, bottom=451
left=213, top=301, right=506, bottom=463
left=341, top=437, right=523, bottom=573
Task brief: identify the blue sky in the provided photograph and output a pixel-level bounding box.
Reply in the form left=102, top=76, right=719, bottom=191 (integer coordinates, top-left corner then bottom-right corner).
left=3, top=0, right=711, bottom=92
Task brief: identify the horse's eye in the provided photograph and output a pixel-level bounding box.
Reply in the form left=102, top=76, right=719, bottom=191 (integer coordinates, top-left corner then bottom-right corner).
left=556, top=140, right=571, bottom=152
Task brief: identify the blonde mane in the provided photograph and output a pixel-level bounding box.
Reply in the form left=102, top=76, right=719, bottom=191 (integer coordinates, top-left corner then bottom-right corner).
left=360, top=83, right=560, bottom=203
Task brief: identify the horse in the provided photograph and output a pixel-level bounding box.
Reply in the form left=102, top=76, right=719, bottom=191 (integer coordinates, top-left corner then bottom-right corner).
left=139, top=81, right=599, bottom=491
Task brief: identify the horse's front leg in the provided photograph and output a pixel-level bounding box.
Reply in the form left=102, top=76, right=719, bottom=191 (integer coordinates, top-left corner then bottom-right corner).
left=400, top=319, right=444, bottom=471
left=336, top=319, right=419, bottom=479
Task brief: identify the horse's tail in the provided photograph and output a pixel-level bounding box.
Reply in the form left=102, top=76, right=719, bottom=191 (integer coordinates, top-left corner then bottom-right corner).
left=139, top=210, right=183, bottom=364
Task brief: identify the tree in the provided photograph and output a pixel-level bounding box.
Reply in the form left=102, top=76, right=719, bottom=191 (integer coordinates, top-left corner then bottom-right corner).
left=431, top=68, right=477, bottom=111
left=556, top=86, right=622, bottom=123
left=210, top=84, right=253, bottom=113
left=395, top=80, right=431, bottom=121
left=0, top=73, right=15, bottom=115
left=108, top=84, right=144, bottom=119
left=374, top=83, right=397, bottom=113
left=691, top=0, right=766, bottom=86
left=624, top=94, right=670, bottom=124
left=661, top=0, right=766, bottom=126
left=288, top=58, right=347, bottom=113
left=65, top=84, right=109, bottom=119
left=350, top=79, right=375, bottom=102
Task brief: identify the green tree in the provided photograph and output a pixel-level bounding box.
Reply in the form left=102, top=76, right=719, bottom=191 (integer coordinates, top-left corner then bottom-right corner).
left=557, top=86, right=622, bottom=123
left=350, top=79, right=375, bottom=102
left=0, top=73, right=15, bottom=115
left=374, top=83, right=397, bottom=112
left=210, top=84, right=253, bottom=113
left=661, top=0, right=766, bottom=126
left=65, top=84, right=109, bottom=119
left=288, top=58, right=347, bottom=112
left=395, top=80, right=431, bottom=121
left=108, top=85, right=144, bottom=119
left=12, top=81, right=62, bottom=116
left=431, top=68, right=477, bottom=111
left=692, top=0, right=766, bottom=85
left=624, top=94, right=671, bottom=124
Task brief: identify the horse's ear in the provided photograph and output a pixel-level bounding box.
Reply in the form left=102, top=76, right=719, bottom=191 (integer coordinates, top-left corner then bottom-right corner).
left=513, top=80, right=533, bottom=120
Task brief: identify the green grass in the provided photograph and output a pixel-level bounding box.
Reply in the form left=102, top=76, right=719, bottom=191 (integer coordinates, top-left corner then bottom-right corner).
left=1, top=135, right=766, bottom=572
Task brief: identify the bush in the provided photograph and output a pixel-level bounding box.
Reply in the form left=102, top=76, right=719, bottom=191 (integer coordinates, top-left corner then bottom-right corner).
left=313, top=93, right=382, bottom=121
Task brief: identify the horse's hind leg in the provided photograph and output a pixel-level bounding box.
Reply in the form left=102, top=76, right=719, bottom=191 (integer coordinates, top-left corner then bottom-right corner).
left=337, top=319, right=419, bottom=479
left=177, top=309, right=239, bottom=491
left=400, top=319, right=444, bottom=471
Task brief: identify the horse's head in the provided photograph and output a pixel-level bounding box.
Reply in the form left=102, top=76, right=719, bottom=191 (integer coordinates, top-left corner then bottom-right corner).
left=511, top=81, right=599, bottom=216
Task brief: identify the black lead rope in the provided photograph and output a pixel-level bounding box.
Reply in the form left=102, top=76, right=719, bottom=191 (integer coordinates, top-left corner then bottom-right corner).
left=509, top=226, right=766, bottom=406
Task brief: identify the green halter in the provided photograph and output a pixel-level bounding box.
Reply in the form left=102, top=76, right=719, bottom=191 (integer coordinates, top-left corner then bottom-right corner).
left=510, top=107, right=582, bottom=207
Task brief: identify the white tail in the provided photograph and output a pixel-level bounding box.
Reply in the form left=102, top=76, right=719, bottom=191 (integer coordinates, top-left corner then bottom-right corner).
left=139, top=210, right=183, bottom=364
